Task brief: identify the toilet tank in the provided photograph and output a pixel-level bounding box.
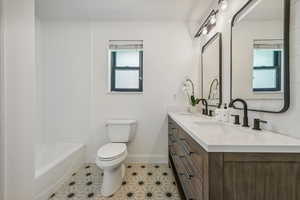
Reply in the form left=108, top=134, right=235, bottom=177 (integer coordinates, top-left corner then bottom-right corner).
left=106, top=119, right=137, bottom=143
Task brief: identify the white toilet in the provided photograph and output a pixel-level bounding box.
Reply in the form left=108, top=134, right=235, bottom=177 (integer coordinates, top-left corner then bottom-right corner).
left=96, top=119, right=137, bottom=197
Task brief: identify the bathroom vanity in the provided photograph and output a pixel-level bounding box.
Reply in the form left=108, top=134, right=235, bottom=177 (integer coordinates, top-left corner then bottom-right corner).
left=168, top=112, right=300, bottom=200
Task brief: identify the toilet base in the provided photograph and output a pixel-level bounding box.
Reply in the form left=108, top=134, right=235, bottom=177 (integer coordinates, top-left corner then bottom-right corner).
left=101, top=164, right=125, bottom=197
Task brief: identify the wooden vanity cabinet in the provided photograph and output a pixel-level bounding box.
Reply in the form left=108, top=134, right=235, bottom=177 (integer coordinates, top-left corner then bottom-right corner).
left=168, top=117, right=300, bottom=200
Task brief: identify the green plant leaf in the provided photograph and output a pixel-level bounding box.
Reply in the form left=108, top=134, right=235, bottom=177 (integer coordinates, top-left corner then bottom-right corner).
left=190, top=95, right=201, bottom=106
left=191, top=95, right=195, bottom=103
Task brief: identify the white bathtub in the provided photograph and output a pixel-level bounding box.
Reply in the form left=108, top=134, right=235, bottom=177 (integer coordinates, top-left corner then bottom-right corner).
left=34, top=143, right=85, bottom=200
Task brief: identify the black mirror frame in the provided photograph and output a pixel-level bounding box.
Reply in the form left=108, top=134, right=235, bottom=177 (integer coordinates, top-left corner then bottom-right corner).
left=201, top=32, right=223, bottom=108
left=230, top=0, right=290, bottom=113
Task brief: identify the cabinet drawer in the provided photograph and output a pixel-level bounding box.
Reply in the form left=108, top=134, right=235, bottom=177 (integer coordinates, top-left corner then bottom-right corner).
left=176, top=134, right=207, bottom=182
left=171, top=143, right=186, bottom=158
left=180, top=173, right=204, bottom=200
left=174, top=128, right=186, bottom=140
left=168, top=134, right=176, bottom=144
left=172, top=155, right=186, bottom=175
left=184, top=154, right=204, bottom=182
left=179, top=128, right=206, bottom=154
left=169, top=144, right=176, bottom=156
left=168, top=126, right=176, bottom=137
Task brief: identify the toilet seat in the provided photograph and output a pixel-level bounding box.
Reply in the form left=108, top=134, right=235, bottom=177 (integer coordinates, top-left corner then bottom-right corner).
left=97, top=143, right=127, bottom=161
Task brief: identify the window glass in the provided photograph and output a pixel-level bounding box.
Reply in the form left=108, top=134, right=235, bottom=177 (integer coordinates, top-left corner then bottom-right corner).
left=253, top=69, right=277, bottom=89
left=253, top=49, right=275, bottom=67
left=116, top=51, right=140, bottom=67
left=252, top=48, right=281, bottom=91
left=115, top=70, right=140, bottom=89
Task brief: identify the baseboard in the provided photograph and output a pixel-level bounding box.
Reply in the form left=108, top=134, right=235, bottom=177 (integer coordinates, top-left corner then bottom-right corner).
left=87, top=154, right=168, bottom=164
left=125, top=154, right=168, bottom=164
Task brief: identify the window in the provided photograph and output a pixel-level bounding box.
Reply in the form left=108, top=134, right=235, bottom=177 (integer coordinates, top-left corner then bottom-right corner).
left=252, top=40, right=282, bottom=92
left=109, top=41, right=143, bottom=92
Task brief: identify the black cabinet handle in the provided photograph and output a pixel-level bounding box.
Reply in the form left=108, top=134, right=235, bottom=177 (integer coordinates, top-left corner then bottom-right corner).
left=185, top=167, right=194, bottom=179
left=181, top=159, right=194, bottom=179
left=179, top=172, right=193, bottom=179
left=178, top=172, right=186, bottom=176
left=179, top=172, right=192, bottom=179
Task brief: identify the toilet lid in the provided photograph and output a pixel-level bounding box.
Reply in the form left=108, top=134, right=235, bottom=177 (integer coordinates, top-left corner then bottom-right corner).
left=97, top=143, right=126, bottom=160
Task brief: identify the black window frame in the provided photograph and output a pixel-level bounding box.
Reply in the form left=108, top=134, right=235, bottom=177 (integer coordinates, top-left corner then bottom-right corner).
left=253, top=50, right=282, bottom=92
left=110, top=50, right=143, bottom=92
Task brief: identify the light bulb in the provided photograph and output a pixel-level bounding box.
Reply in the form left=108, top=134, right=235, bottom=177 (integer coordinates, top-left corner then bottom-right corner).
left=202, top=26, right=208, bottom=35
left=219, top=0, right=228, bottom=11
left=210, top=14, right=217, bottom=25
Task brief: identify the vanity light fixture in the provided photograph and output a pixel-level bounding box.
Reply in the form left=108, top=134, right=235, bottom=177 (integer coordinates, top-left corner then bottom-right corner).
left=202, top=26, right=208, bottom=35
left=219, top=0, right=228, bottom=11
left=210, top=14, right=217, bottom=25
left=194, top=9, right=218, bottom=37
left=195, top=0, right=229, bottom=37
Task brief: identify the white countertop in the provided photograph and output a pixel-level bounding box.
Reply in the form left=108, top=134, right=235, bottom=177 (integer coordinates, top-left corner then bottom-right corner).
left=168, top=112, right=300, bottom=153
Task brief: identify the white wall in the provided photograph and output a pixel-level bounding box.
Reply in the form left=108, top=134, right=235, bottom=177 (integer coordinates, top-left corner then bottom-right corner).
left=37, top=20, right=199, bottom=163
left=0, top=0, right=36, bottom=199
left=199, top=0, right=300, bottom=137
left=0, top=0, right=5, bottom=198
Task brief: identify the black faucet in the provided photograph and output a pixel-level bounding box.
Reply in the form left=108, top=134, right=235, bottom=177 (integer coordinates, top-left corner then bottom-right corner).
left=229, top=98, right=249, bottom=127
left=253, top=118, right=267, bottom=131
left=198, top=99, right=208, bottom=115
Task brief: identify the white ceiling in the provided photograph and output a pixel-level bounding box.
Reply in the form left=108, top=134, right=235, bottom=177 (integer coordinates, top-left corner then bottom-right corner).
left=35, top=0, right=213, bottom=21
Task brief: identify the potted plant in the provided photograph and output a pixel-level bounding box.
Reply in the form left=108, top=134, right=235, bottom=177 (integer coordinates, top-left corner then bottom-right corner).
left=183, top=78, right=201, bottom=113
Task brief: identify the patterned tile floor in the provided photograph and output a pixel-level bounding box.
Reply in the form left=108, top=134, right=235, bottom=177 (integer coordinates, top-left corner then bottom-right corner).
left=49, top=163, right=181, bottom=200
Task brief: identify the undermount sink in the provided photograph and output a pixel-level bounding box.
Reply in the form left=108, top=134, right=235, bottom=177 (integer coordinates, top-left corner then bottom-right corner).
left=177, top=112, right=201, bottom=116
left=178, top=112, right=194, bottom=115
left=193, top=120, right=225, bottom=128
left=193, top=120, right=261, bottom=137
left=193, top=120, right=228, bottom=134
left=193, top=120, right=219, bottom=126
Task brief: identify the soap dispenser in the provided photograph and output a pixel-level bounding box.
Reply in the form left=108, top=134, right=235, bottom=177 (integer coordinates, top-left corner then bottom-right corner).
left=222, top=103, right=229, bottom=123
left=214, top=107, right=222, bottom=121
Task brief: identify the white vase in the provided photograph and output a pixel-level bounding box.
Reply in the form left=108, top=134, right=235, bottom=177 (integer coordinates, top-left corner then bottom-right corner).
left=188, top=106, right=198, bottom=113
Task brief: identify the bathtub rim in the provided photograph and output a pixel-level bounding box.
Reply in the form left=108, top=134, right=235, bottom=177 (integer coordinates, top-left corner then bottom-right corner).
left=35, top=143, right=85, bottom=179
